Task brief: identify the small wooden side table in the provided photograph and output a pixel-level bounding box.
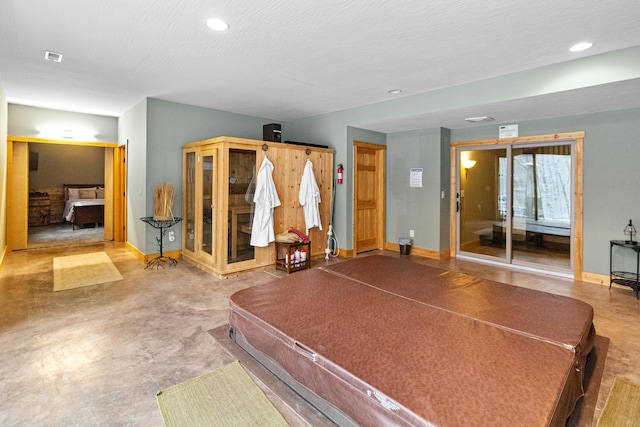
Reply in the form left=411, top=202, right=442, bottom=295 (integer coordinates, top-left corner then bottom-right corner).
left=275, top=241, right=311, bottom=274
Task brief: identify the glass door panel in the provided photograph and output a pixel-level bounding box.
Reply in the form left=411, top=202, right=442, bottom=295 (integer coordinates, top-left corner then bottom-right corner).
left=511, top=145, right=571, bottom=269
left=201, top=153, right=214, bottom=256
left=227, top=149, right=256, bottom=264
left=459, top=148, right=507, bottom=261
left=184, top=151, right=196, bottom=252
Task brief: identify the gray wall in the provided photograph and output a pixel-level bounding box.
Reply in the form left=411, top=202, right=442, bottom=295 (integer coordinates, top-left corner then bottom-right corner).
left=386, top=128, right=449, bottom=251
left=285, top=100, right=640, bottom=277
left=8, top=104, right=117, bottom=142
left=451, top=108, right=640, bottom=275
left=118, top=99, right=147, bottom=252
left=121, top=98, right=279, bottom=254
left=6, top=100, right=638, bottom=277
left=284, top=47, right=640, bottom=260
left=439, top=128, right=451, bottom=250
left=28, top=143, right=104, bottom=190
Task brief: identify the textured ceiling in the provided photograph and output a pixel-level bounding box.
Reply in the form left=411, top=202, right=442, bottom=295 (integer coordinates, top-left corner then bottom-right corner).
left=1, top=0, right=639, bottom=132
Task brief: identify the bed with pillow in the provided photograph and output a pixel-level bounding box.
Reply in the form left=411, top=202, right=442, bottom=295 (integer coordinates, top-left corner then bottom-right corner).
left=62, top=184, right=105, bottom=230
left=229, top=254, right=596, bottom=427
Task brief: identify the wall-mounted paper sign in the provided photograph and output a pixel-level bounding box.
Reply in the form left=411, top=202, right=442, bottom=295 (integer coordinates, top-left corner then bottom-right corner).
left=499, top=124, right=519, bottom=138
left=410, top=168, right=423, bottom=188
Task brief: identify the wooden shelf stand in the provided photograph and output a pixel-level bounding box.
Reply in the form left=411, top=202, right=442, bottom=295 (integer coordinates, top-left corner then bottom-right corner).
left=275, top=241, right=311, bottom=274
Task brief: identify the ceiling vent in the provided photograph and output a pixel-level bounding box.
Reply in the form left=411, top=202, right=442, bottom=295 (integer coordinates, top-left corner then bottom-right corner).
left=44, top=51, right=63, bottom=62
left=464, top=116, right=494, bottom=123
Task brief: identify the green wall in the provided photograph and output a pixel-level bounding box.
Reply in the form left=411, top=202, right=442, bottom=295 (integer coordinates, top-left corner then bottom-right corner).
left=4, top=46, right=639, bottom=276
left=28, top=143, right=104, bottom=192
left=8, top=104, right=117, bottom=141
left=121, top=98, right=279, bottom=254
left=452, top=108, right=640, bottom=275
left=118, top=99, right=147, bottom=252
left=386, top=129, right=447, bottom=250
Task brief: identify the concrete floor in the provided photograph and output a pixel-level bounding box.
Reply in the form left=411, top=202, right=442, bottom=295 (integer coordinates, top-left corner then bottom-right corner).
left=0, top=242, right=638, bottom=426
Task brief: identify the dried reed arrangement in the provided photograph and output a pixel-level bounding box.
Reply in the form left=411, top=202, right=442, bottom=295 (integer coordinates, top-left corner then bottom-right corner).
left=153, top=183, right=175, bottom=220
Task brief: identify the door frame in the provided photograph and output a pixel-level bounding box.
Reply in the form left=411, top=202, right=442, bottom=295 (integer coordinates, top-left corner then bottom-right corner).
left=450, top=131, right=584, bottom=279
left=352, top=140, right=386, bottom=255
left=7, top=136, right=121, bottom=250
left=113, top=143, right=127, bottom=242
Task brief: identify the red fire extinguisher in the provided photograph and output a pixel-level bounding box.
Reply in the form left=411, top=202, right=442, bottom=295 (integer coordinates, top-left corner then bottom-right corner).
left=337, top=164, right=343, bottom=184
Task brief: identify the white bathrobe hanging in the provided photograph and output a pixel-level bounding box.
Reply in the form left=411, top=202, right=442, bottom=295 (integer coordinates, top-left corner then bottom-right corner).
left=250, top=156, right=281, bottom=247
left=299, top=159, right=322, bottom=235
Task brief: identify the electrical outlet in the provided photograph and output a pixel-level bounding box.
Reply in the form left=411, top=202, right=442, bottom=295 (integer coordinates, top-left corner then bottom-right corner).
left=168, top=231, right=175, bottom=242
left=409, top=230, right=415, bottom=238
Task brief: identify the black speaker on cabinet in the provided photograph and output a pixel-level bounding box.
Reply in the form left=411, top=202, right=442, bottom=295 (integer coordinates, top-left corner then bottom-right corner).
left=263, top=123, right=282, bottom=142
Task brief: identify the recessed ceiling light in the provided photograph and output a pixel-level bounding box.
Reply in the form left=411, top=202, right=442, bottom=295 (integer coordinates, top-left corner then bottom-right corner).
left=44, top=51, right=63, bottom=62
left=388, top=89, right=402, bottom=94
left=465, top=116, right=494, bottom=123
left=207, top=18, right=229, bottom=32
left=569, top=42, right=592, bottom=52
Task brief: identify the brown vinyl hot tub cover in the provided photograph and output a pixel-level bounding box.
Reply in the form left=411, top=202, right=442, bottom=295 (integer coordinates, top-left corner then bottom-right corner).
left=229, top=255, right=595, bottom=427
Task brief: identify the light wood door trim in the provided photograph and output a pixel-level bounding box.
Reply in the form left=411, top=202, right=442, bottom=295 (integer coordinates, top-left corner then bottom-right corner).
left=7, top=142, right=29, bottom=250
left=7, top=136, right=119, bottom=250
left=353, top=140, right=386, bottom=255
left=450, top=131, right=584, bottom=279
left=113, top=144, right=127, bottom=242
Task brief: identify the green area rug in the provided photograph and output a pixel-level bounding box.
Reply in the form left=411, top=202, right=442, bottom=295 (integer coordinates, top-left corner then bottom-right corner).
left=597, top=376, right=640, bottom=426
left=156, top=361, right=289, bottom=427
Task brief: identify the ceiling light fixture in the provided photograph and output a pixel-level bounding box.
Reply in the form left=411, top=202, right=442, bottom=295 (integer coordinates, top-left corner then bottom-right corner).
left=569, top=42, right=593, bottom=52
left=39, top=126, right=95, bottom=140
left=464, top=116, right=494, bottom=123
left=44, top=51, right=63, bottom=62
left=388, top=89, right=402, bottom=94
left=206, top=18, right=229, bottom=32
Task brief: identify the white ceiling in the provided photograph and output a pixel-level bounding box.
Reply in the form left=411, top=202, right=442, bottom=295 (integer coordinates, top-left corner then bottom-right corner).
left=1, top=0, right=639, bottom=133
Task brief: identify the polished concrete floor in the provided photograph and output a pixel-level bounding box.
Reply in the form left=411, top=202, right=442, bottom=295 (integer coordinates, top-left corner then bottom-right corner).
left=1, top=242, right=639, bottom=426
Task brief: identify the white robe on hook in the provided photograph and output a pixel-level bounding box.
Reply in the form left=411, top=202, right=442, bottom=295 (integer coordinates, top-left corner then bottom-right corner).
left=299, top=159, right=322, bottom=235
left=250, top=155, right=281, bottom=247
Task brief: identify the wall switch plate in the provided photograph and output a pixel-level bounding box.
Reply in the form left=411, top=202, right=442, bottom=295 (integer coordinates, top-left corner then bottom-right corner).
left=409, top=230, right=415, bottom=237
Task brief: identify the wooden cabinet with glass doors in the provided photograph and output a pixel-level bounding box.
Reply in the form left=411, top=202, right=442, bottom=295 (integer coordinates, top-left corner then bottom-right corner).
left=182, top=136, right=334, bottom=277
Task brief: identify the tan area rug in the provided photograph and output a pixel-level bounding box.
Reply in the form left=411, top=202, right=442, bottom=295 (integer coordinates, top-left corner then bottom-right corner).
left=156, top=360, right=289, bottom=427
left=53, top=252, right=123, bottom=291
left=597, top=376, right=640, bottom=427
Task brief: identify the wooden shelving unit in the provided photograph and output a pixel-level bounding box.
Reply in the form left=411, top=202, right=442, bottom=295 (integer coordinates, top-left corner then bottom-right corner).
left=275, top=241, right=311, bottom=274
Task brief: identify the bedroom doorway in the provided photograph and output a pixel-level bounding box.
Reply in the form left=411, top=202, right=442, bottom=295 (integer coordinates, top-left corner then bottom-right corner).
left=451, top=132, right=584, bottom=278
left=7, top=136, right=119, bottom=251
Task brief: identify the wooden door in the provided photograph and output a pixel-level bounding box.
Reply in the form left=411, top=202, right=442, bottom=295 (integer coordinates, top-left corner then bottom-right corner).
left=353, top=141, right=386, bottom=254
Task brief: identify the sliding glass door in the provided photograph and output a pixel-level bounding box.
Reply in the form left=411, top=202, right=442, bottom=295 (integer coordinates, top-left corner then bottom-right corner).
left=457, top=142, right=573, bottom=273
left=510, top=145, right=572, bottom=269
left=459, top=148, right=507, bottom=261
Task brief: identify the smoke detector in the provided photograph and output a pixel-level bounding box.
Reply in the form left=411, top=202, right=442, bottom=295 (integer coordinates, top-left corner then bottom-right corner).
left=44, top=51, right=63, bottom=62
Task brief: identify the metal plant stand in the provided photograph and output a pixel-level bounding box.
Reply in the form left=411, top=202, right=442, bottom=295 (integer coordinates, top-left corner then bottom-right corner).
left=140, top=217, right=182, bottom=269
